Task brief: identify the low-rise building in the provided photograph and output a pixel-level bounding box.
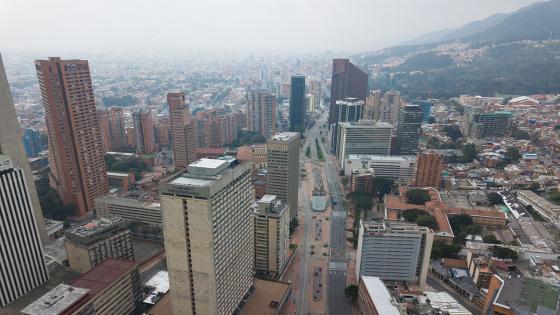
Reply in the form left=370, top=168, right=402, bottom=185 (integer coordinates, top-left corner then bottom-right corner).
left=344, top=154, right=416, bottom=182
left=517, top=189, right=560, bottom=221
left=64, top=216, right=134, bottom=273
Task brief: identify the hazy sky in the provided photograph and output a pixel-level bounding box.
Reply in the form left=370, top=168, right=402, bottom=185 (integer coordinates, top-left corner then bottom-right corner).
left=1, top=0, right=542, bottom=54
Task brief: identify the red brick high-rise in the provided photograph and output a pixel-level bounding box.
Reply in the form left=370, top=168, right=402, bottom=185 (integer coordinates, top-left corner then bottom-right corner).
left=35, top=57, right=109, bottom=217
left=413, top=150, right=444, bottom=188
left=246, top=89, right=276, bottom=138
left=168, top=92, right=197, bottom=169
left=132, top=110, right=156, bottom=154
left=97, top=109, right=111, bottom=152
left=329, top=59, right=368, bottom=125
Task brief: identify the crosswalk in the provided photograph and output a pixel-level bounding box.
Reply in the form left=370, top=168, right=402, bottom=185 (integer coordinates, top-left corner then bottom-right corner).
left=328, top=261, right=346, bottom=270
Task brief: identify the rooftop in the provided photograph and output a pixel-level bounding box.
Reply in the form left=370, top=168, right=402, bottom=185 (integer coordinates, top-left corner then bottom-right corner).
left=240, top=279, right=291, bottom=315
left=71, top=258, right=137, bottom=297
left=347, top=154, right=416, bottom=162
left=143, top=271, right=169, bottom=305
left=21, top=285, right=89, bottom=315
left=270, top=132, right=299, bottom=142
left=65, top=216, right=126, bottom=243
left=360, top=276, right=400, bottom=315
left=424, top=291, right=472, bottom=315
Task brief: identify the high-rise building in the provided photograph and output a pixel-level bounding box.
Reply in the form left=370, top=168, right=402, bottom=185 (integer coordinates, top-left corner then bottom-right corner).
left=35, top=57, right=109, bottom=217
left=132, top=110, right=156, bottom=154
left=247, top=89, right=277, bottom=138
left=306, top=93, right=315, bottom=113
left=289, top=75, right=305, bottom=133
left=64, top=216, right=134, bottom=273
left=192, top=110, right=238, bottom=148
left=160, top=158, right=254, bottom=315
left=267, top=132, right=301, bottom=220
left=364, top=90, right=381, bottom=120
left=355, top=221, right=433, bottom=288
left=22, top=128, right=43, bottom=158
left=97, top=109, right=112, bottom=152
left=378, top=90, right=402, bottom=124
left=126, top=127, right=136, bottom=148
left=329, top=59, right=368, bottom=125
left=462, top=107, right=513, bottom=140
left=253, top=195, right=290, bottom=280
left=336, top=120, right=393, bottom=165
left=108, top=107, right=126, bottom=149
left=331, top=97, right=364, bottom=153
left=395, top=104, right=423, bottom=155
left=168, top=92, right=197, bottom=169
left=0, top=155, right=49, bottom=307
left=413, top=151, right=444, bottom=188
left=1, top=54, right=47, bottom=241
left=307, top=78, right=321, bottom=109
left=413, top=100, right=432, bottom=122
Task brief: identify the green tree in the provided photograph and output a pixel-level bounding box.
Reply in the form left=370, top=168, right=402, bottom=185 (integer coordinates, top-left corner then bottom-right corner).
left=427, top=137, right=441, bottom=149
left=462, top=143, right=478, bottom=162
left=374, top=177, right=395, bottom=198
left=443, top=125, right=463, bottom=141
left=431, top=240, right=462, bottom=259
left=289, top=218, right=299, bottom=235
left=490, top=246, right=518, bottom=260
left=483, top=234, right=501, bottom=244
left=348, top=192, right=373, bottom=210
left=345, top=285, right=359, bottom=303
left=511, top=128, right=530, bottom=140
left=305, top=145, right=311, bottom=158
left=487, top=192, right=503, bottom=205
left=505, top=147, right=522, bottom=162
left=449, top=214, right=474, bottom=234
left=416, top=215, right=438, bottom=230
left=402, top=209, right=430, bottom=222
left=406, top=189, right=431, bottom=205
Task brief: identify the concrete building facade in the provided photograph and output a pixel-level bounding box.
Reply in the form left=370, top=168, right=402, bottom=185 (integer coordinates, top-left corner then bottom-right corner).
left=133, top=109, right=156, bottom=154
left=95, top=194, right=162, bottom=228
left=35, top=57, right=109, bottom=217
left=267, top=132, right=301, bottom=220
left=168, top=92, right=198, bottom=169
left=336, top=120, right=393, bottom=165
left=395, top=104, right=423, bottom=155
left=329, top=59, right=368, bottom=125
left=160, top=158, right=254, bottom=315
left=0, top=155, right=49, bottom=307
left=247, top=89, right=277, bottom=138
left=64, top=216, right=134, bottom=273
left=253, top=195, right=290, bottom=280
left=356, top=221, right=434, bottom=287
left=1, top=54, right=46, bottom=242
left=343, top=154, right=416, bottom=182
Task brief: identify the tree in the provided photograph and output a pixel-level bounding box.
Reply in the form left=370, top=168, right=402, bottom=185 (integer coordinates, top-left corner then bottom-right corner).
left=483, top=234, right=501, bottom=244
left=289, top=218, right=299, bottom=235
left=511, top=128, right=530, bottom=140
left=431, top=240, right=462, bottom=259
left=427, top=137, right=441, bottom=149
left=490, top=246, right=518, bottom=260
left=374, top=177, right=395, bottom=198
left=36, top=169, right=76, bottom=220
left=345, top=285, right=359, bottom=303
left=505, top=147, right=522, bottom=162
left=305, top=145, right=311, bottom=158
left=416, top=215, right=438, bottom=230
left=443, top=125, right=463, bottom=141
left=402, top=209, right=430, bottom=222
left=554, top=124, right=560, bottom=131
left=449, top=214, right=473, bottom=234
left=462, top=143, right=478, bottom=162
left=348, top=192, right=373, bottom=210
left=487, top=192, right=503, bottom=205
left=406, top=189, right=431, bottom=205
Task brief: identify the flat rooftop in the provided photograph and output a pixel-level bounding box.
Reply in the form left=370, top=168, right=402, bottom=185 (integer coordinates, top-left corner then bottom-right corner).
left=240, top=279, right=291, bottom=315
left=143, top=271, right=169, bottom=305
left=65, top=216, right=124, bottom=240
left=71, top=258, right=137, bottom=296
left=347, top=154, right=416, bottom=161
left=270, top=132, right=299, bottom=141
left=21, top=284, right=89, bottom=315
left=361, top=276, right=400, bottom=315
left=424, top=291, right=472, bottom=315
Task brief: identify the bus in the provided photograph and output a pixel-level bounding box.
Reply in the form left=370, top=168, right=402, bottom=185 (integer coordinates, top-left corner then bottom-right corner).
left=331, top=195, right=337, bottom=205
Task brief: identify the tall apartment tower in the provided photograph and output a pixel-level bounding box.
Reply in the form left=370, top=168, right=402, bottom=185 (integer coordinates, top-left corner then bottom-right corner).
left=253, top=195, right=290, bottom=280
left=108, top=107, right=126, bottom=149
left=0, top=54, right=47, bottom=241
left=35, top=57, right=109, bottom=217
left=413, top=151, right=444, bottom=188
left=0, top=155, right=49, bottom=307
left=379, top=90, right=402, bottom=124
left=97, top=109, right=112, bottom=152
left=356, top=221, right=434, bottom=288
left=132, top=110, right=156, bottom=154
left=267, top=132, right=301, bottom=220
left=329, top=59, right=368, bottom=125
left=160, top=158, right=254, bottom=315
left=307, top=78, right=321, bottom=109
left=289, top=75, right=306, bottom=133
left=365, top=90, right=381, bottom=120
left=168, top=92, right=197, bottom=169
left=246, top=89, right=277, bottom=138
left=395, top=104, right=423, bottom=155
